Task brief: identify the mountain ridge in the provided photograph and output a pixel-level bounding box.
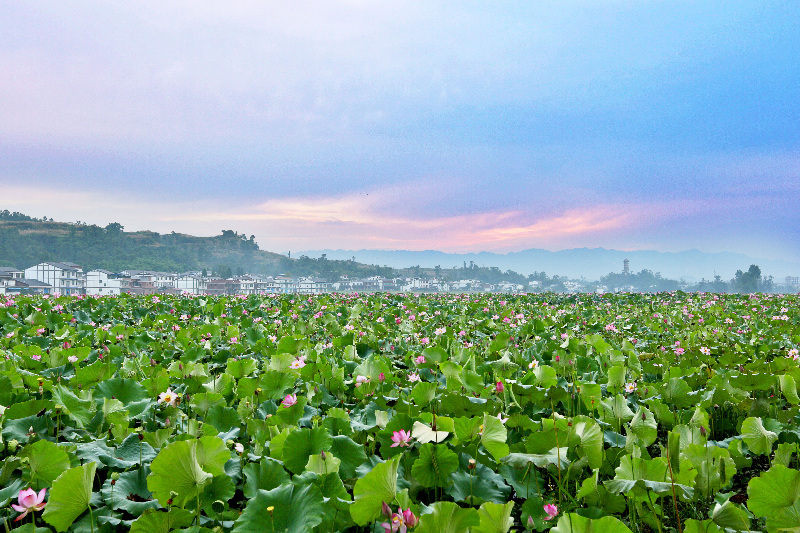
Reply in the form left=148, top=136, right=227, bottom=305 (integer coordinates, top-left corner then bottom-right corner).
left=299, top=247, right=800, bottom=282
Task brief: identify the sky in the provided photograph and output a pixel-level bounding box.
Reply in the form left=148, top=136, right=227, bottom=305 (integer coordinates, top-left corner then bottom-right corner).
left=1, top=1, right=799, bottom=261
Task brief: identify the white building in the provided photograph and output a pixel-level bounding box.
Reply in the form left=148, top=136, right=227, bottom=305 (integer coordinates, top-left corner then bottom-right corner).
left=24, top=262, right=85, bottom=295
left=175, top=274, right=204, bottom=295
left=0, top=267, right=24, bottom=280
left=297, top=277, right=329, bottom=294
left=0, top=278, right=52, bottom=295
left=274, top=276, right=297, bottom=294
left=85, top=270, right=128, bottom=296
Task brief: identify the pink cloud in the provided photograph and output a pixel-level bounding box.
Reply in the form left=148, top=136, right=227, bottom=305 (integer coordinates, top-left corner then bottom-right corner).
left=0, top=184, right=735, bottom=253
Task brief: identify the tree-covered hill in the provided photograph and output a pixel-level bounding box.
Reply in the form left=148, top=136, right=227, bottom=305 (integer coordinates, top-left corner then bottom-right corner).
left=0, top=213, right=286, bottom=275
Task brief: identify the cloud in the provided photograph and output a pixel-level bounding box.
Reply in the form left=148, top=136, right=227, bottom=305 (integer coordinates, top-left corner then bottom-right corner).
left=2, top=180, right=796, bottom=260
left=148, top=186, right=704, bottom=252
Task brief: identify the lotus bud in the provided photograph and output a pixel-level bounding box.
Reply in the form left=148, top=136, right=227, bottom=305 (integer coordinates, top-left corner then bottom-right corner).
left=381, top=501, right=392, bottom=518
left=527, top=516, right=535, bottom=529
left=403, top=508, right=418, bottom=527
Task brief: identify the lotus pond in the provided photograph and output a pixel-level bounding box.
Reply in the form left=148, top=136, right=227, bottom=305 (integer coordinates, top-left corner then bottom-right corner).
left=0, top=291, right=799, bottom=532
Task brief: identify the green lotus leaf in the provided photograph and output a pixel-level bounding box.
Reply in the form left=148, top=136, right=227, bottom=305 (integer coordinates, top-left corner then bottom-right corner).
left=225, top=357, right=258, bottom=378
left=412, top=443, right=458, bottom=488
left=51, top=384, right=95, bottom=429
left=472, top=501, right=514, bottom=533
left=502, top=448, right=570, bottom=469
left=627, top=406, right=657, bottom=448
left=747, top=464, right=800, bottom=532
left=42, top=462, right=97, bottom=532
left=315, top=473, right=355, bottom=532
left=20, top=439, right=71, bottom=486
left=600, top=394, right=635, bottom=427
left=683, top=519, right=723, bottom=533
left=661, top=378, right=693, bottom=408
left=282, top=427, right=333, bottom=474
left=350, top=455, right=401, bottom=525
left=243, top=457, right=291, bottom=498
left=200, top=475, right=236, bottom=510
left=234, top=482, right=324, bottom=533
left=498, top=464, right=546, bottom=501
left=416, top=501, right=480, bottom=533
left=306, top=451, right=341, bottom=475
left=100, top=467, right=159, bottom=516
left=448, top=460, right=511, bottom=505
left=95, top=377, right=149, bottom=404
left=779, top=375, right=800, bottom=405
left=550, top=513, right=632, bottom=533
left=481, top=412, right=509, bottom=461
left=276, top=396, right=308, bottom=426
left=411, top=382, right=438, bottom=406
left=532, top=365, right=558, bottom=388
left=129, top=508, right=194, bottom=533
left=146, top=440, right=213, bottom=507
left=112, top=433, right=158, bottom=468
left=4, top=399, right=53, bottom=420
left=195, top=436, right=232, bottom=477
left=679, top=444, right=736, bottom=499
left=711, top=500, right=750, bottom=531
left=572, top=416, right=604, bottom=469
left=204, top=405, right=241, bottom=432
left=741, top=417, right=778, bottom=455
left=330, top=435, right=367, bottom=480
left=605, top=454, right=694, bottom=500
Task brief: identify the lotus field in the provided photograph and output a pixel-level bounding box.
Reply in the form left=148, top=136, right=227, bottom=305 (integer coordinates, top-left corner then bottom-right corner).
left=1, top=291, right=799, bottom=532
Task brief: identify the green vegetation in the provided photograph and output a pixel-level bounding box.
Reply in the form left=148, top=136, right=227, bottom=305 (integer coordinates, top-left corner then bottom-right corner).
left=0, top=290, right=798, bottom=531
left=0, top=218, right=282, bottom=274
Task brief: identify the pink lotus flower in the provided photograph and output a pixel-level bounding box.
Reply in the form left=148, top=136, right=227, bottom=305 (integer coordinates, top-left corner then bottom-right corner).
left=496, top=381, right=504, bottom=393
left=281, top=394, right=297, bottom=407
left=543, top=503, right=558, bottom=520
left=11, top=488, right=47, bottom=522
left=381, top=507, right=418, bottom=533
left=390, top=429, right=412, bottom=447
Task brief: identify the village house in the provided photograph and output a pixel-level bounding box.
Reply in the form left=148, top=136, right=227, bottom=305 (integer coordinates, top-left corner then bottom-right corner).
left=0, top=278, right=52, bottom=295
left=85, top=269, right=129, bottom=296
left=24, top=262, right=85, bottom=295
left=297, top=277, right=329, bottom=294
left=175, top=273, right=205, bottom=295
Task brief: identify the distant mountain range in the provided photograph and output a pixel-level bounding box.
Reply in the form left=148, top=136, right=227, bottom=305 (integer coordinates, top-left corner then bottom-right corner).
left=299, top=248, right=800, bottom=282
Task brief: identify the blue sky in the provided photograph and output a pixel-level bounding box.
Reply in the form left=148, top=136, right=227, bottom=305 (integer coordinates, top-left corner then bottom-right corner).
left=2, top=1, right=798, bottom=260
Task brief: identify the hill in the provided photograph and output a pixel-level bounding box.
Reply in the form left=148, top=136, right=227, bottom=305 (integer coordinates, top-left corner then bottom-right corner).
left=0, top=214, right=287, bottom=275
left=300, top=247, right=800, bottom=282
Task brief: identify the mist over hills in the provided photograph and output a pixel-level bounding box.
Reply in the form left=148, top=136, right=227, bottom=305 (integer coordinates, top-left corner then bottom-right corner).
left=300, top=248, right=800, bottom=282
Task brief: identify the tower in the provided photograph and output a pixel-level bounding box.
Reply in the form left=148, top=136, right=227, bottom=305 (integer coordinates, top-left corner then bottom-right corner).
left=623, top=259, right=630, bottom=275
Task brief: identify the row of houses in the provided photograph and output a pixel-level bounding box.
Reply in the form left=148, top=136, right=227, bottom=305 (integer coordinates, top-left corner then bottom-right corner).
left=0, top=262, right=532, bottom=296
left=0, top=263, right=334, bottom=296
